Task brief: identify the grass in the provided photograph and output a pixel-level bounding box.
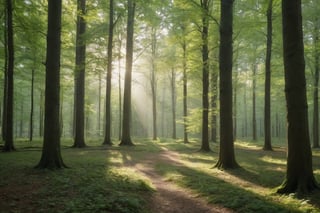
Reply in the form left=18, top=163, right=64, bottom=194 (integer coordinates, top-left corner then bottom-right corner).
left=0, top=139, right=155, bottom=213
left=1, top=137, right=320, bottom=212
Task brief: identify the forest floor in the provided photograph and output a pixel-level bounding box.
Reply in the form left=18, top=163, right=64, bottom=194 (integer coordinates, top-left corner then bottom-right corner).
left=123, top=147, right=234, bottom=213
left=1, top=138, right=320, bottom=213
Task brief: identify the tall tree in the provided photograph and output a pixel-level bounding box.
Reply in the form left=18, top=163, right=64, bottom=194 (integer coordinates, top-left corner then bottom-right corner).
left=103, top=0, right=114, bottom=145
left=200, top=0, right=211, bottom=152
left=29, top=68, right=35, bottom=141
left=150, top=27, right=158, bottom=141
left=263, top=0, right=273, bottom=150
left=73, top=0, right=87, bottom=148
left=170, top=67, right=177, bottom=139
left=120, top=0, right=135, bottom=146
left=215, top=0, right=238, bottom=169
left=312, top=24, right=319, bottom=148
left=35, top=0, right=66, bottom=169
left=252, top=59, right=257, bottom=141
left=277, top=0, right=318, bottom=193
left=2, top=0, right=8, bottom=142
left=3, top=0, right=15, bottom=151
left=182, top=37, right=189, bottom=144
left=252, top=58, right=257, bottom=141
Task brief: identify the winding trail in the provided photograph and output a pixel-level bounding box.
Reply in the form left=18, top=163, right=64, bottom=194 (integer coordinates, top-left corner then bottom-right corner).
left=124, top=148, right=234, bottom=213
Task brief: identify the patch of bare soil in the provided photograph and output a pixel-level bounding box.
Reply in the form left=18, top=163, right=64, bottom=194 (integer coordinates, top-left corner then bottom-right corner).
left=125, top=149, right=234, bottom=213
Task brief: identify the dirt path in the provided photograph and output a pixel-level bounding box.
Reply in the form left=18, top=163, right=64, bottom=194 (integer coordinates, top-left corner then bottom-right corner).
left=125, top=148, right=234, bottom=213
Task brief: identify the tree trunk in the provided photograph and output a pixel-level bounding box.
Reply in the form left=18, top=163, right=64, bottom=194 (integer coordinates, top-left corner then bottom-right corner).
left=215, top=0, right=238, bottom=169
left=243, top=77, right=248, bottom=138
left=312, top=25, right=319, bottom=148
left=120, top=0, right=135, bottom=146
left=29, top=69, right=35, bottom=142
left=252, top=62, right=257, bottom=141
left=182, top=40, right=189, bottom=144
left=277, top=0, right=318, bottom=194
left=170, top=67, right=177, bottom=139
left=98, top=71, right=102, bottom=136
left=263, top=0, right=273, bottom=150
left=151, top=27, right=157, bottom=141
left=36, top=0, right=66, bottom=169
left=103, top=0, right=114, bottom=145
left=200, top=0, right=211, bottom=152
left=3, top=0, right=15, bottom=152
left=39, top=89, right=44, bottom=137
left=211, top=70, right=218, bottom=143
left=2, top=3, right=8, bottom=142
left=233, top=68, right=238, bottom=140
left=73, top=0, right=87, bottom=148
left=118, top=35, right=123, bottom=141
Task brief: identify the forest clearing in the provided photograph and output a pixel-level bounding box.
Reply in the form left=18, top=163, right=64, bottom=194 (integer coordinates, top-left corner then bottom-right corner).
left=1, top=138, right=320, bottom=213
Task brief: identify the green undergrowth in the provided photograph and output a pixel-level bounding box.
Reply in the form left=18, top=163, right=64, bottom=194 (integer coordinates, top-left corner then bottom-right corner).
left=0, top=139, right=155, bottom=213
left=1, top=138, right=320, bottom=212
left=154, top=138, right=320, bottom=213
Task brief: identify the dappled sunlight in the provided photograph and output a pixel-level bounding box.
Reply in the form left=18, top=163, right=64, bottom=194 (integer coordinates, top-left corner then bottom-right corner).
left=259, top=155, right=286, bottom=166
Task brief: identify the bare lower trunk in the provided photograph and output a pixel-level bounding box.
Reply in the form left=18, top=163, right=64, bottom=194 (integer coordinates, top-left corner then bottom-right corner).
left=215, top=0, right=238, bottom=169
left=277, top=0, right=318, bottom=194
left=120, top=0, right=135, bottom=146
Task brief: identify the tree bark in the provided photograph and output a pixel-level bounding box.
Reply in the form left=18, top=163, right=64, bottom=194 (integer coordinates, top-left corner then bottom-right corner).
left=2, top=2, right=8, bottom=142
left=277, top=0, right=318, bottom=194
left=120, top=0, right=135, bottom=146
left=211, top=70, right=218, bottom=143
left=29, top=69, right=35, bottom=142
left=233, top=67, right=238, bottom=140
left=103, top=0, right=114, bottom=145
left=312, top=25, right=319, bottom=148
left=263, top=0, right=273, bottom=150
left=215, top=0, right=238, bottom=169
left=151, top=27, right=157, bottom=141
left=182, top=40, right=189, bottom=144
left=170, top=67, right=177, bottom=139
left=36, top=0, right=66, bottom=169
left=73, top=0, right=87, bottom=148
left=3, top=0, right=15, bottom=151
left=200, top=0, right=211, bottom=152
left=252, top=62, right=257, bottom=141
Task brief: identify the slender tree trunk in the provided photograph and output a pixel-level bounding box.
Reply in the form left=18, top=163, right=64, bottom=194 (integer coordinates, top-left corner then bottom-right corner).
left=73, top=0, right=87, bottom=148
left=252, top=62, right=257, bottom=141
left=29, top=69, right=34, bottom=141
left=3, top=0, right=15, bottom=151
left=243, top=76, right=248, bottom=138
left=264, top=0, right=273, bottom=150
left=200, top=0, right=211, bottom=152
left=98, top=71, right=102, bottom=136
left=103, top=0, right=114, bottom=145
left=39, top=89, right=44, bottom=137
left=161, top=86, right=165, bottom=137
left=170, top=67, right=177, bottom=139
left=233, top=69, right=238, bottom=140
left=215, top=0, right=238, bottom=169
left=19, top=97, right=24, bottom=138
left=151, top=27, right=157, bottom=141
left=36, top=0, right=66, bottom=169
left=182, top=40, right=189, bottom=144
left=211, top=70, right=218, bottom=143
left=120, top=0, right=135, bottom=146
left=277, top=0, right=318, bottom=194
left=313, top=26, right=319, bottom=148
left=118, top=37, right=122, bottom=141
left=2, top=3, right=8, bottom=142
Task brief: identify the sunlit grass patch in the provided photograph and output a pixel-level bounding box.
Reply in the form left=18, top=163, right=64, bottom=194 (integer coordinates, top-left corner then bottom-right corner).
left=155, top=138, right=320, bottom=212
